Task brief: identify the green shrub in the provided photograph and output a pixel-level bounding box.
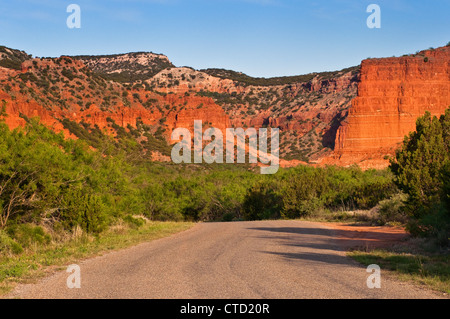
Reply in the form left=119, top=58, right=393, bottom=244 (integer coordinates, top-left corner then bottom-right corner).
left=0, top=59, right=22, bottom=70
left=390, top=109, right=450, bottom=213
left=60, top=190, right=108, bottom=234
left=0, top=115, right=402, bottom=238
left=391, top=108, right=450, bottom=243
left=243, top=181, right=282, bottom=220
left=221, top=212, right=235, bottom=222
left=123, top=215, right=146, bottom=228
left=377, top=192, right=408, bottom=225
left=6, top=224, right=51, bottom=248
left=407, top=203, right=450, bottom=247
left=0, top=230, right=23, bottom=255
left=442, top=161, right=450, bottom=209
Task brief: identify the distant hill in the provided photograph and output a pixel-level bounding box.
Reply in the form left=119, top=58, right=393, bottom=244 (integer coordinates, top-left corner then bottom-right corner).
left=201, top=66, right=359, bottom=87
left=73, top=52, right=174, bottom=83
left=0, top=46, right=31, bottom=70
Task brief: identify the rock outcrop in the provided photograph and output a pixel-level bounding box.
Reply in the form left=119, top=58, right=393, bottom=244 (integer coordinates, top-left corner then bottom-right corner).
left=148, top=65, right=359, bottom=161
left=330, top=45, right=450, bottom=168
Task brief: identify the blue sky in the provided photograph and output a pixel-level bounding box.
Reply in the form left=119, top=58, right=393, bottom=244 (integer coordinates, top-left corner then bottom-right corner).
left=0, top=0, right=448, bottom=77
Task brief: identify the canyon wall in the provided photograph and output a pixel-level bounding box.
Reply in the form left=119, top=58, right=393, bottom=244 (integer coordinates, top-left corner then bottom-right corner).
left=330, top=46, right=450, bottom=168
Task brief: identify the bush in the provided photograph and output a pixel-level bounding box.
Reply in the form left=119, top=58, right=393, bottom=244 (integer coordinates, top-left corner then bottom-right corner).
left=406, top=203, right=450, bottom=246
left=243, top=181, right=283, bottom=220
left=6, top=224, right=51, bottom=248
left=0, top=116, right=401, bottom=242
left=390, top=108, right=450, bottom=243
left=123, top=215, right=145, bottom=228
left=60, top=190, right=108, bottom=234
left=0, top=230, right=23, bottom=255
left=390, top=109, right=450, bottom=213
left=442, top=161, right=450, bottom=209
left=377, top=192, right=408, bottom=225
left=221, top=212, right=235, bottom=222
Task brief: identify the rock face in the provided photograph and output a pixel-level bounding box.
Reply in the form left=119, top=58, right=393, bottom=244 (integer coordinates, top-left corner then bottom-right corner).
left=148, top=65, right=359, bottom=161
left=331, top=46, right=450, bottom=168
left=165, top=96, right=231, bottom=137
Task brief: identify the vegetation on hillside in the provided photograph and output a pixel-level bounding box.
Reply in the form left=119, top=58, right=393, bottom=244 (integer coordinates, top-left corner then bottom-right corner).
left=74, top=52, right=175, bottom=83
left=0, top=46, right=31, bottom=70
left=201, top=66, right=360, bottom=87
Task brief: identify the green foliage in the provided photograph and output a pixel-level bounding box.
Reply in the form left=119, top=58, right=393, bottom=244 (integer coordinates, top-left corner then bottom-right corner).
left=221, top=212, right=235, bottom=222
left=391, top=109, right=450, bottom=213
left=201, top=66, right=359, bottom=87
left=243, top=181, right=283, bottom=220
left=408, top=203, right=450, bottom=246
left=0, top=59, right=22, bottom=70
left=442, top=162, right=450, bottom=208
left=241, top=166, right=396, bottom=221
left=60, top=190, right=107, bottom=233
left=123, top=215, right=145, bottom=228
left=74, top=52, right=174, bottom=83
left=0, top=46, right=30, bottom=70
left=377, top=192, right=409, bottom=225
left=0, top=230, right=23, bottom=255
left=0, top=100, right=7, bottom=118
left=61, top=68, right=76, bottom=81
left=6, top=224, right=51, bottom=248
left=0, top=119, right=117, bottom=232
left=142, top=132, right=171, bottom=156
left=390, top=108, right=450, bottom=243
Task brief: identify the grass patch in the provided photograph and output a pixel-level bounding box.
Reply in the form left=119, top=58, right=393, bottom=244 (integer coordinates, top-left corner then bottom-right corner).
left=299, top=209, right=383, bottom=225
left=0, top=221, right=194, bottom=296
left=348, top=239, right=450, bottom=294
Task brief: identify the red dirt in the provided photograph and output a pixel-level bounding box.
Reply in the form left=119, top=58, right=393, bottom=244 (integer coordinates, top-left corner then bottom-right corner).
left=321, top=222, right=409, bottom=251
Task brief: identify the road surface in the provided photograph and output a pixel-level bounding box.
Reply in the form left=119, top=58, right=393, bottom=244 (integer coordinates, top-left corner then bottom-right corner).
left=8, top=220, right=447, bottom=299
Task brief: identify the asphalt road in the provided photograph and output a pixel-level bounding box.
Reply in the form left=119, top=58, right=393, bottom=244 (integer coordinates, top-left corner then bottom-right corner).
left=9, top=220, right=447, bottom=299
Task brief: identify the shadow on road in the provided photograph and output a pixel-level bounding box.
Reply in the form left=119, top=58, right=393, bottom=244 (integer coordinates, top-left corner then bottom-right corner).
left=248, top=223, right=409, bottom=266
left=248, top=225, right=348, bottom=265
left=248, top=224, right=409, bottom=251
left=264, top=251, right=352, bottom=265
left=247, top=226, right=332, bottom=237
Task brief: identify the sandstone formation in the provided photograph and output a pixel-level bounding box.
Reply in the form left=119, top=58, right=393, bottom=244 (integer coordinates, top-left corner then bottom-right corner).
left=329, top=45, right=450, bottom=168
left=148, top=65, right=358, bottom=161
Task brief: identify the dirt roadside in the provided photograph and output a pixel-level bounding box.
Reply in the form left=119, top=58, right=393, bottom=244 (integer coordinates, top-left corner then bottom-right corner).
left=320, top=222, right=409, bottom=250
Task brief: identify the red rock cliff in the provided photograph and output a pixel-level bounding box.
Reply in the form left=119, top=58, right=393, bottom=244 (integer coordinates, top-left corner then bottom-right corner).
left=332, top=46, right=450, bottom=168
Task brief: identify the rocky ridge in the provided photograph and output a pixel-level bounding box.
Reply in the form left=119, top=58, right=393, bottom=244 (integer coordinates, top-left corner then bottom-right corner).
left=325, top=45, right=450, bottom=168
